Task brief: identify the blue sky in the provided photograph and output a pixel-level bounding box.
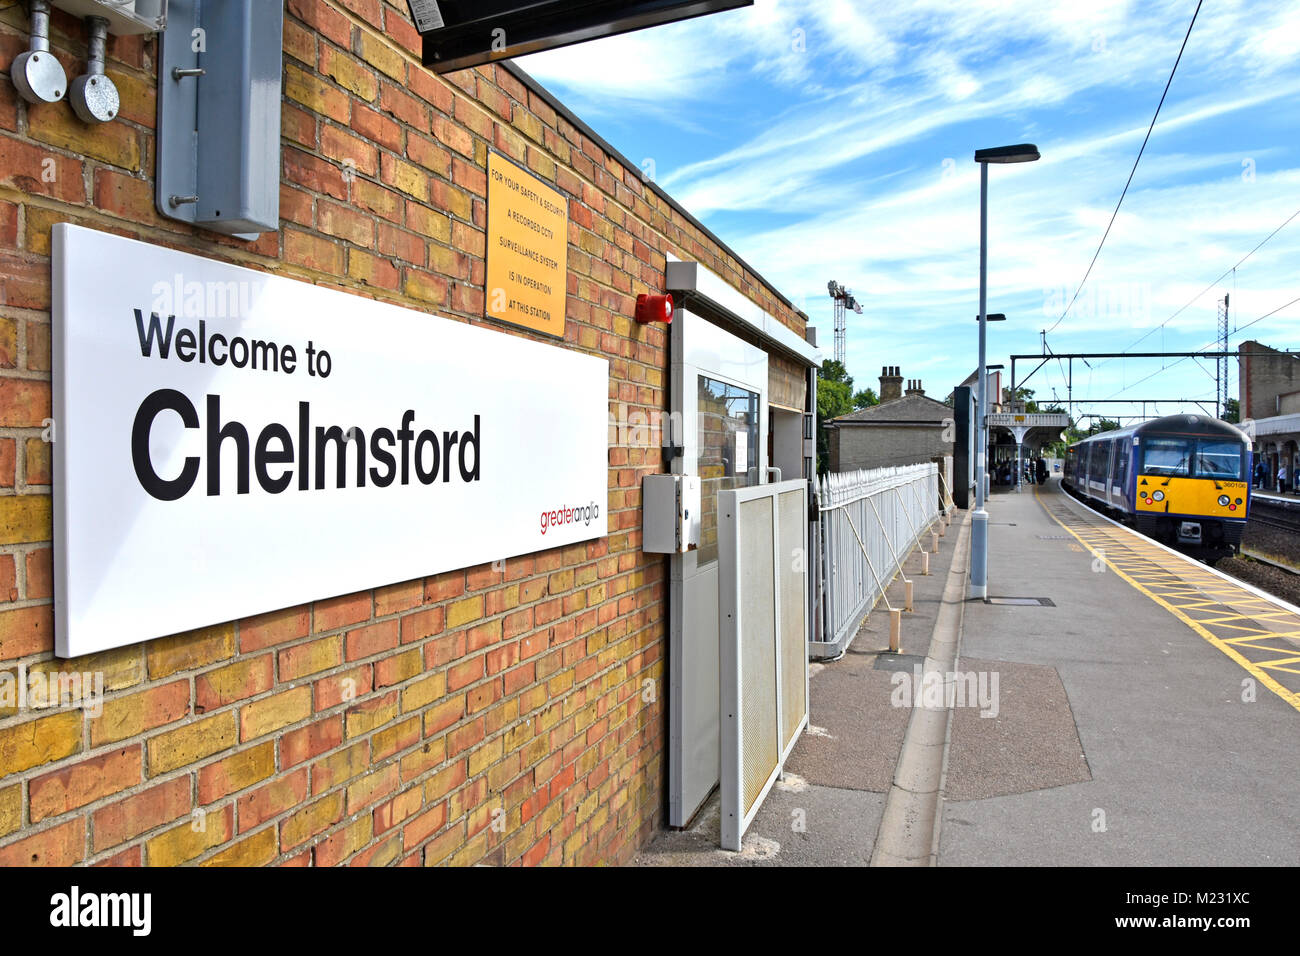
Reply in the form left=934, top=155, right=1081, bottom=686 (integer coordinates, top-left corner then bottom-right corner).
left=519, top=0, right=1300, bottom=426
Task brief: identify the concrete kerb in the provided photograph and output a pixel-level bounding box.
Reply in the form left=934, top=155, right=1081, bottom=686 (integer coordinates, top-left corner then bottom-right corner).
left=870, top=509, right=971, bottom=866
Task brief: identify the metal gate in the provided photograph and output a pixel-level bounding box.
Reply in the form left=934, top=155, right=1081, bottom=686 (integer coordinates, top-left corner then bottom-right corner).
left=717, top=479, right=809, bottom=850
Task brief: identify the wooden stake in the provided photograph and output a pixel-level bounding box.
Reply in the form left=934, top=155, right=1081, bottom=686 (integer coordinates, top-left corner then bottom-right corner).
left=889, top=608, right=902, bottom=652
left=905, top=580, right=914, bottom=612
left=921, top=552, right=931, bottom=575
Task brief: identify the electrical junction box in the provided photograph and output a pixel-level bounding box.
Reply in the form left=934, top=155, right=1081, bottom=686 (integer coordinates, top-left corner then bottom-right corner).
left=155, top=0, right=283, bottom=238
left=48, top=0, right=167, bottom=34
left=642, top=474, right=701, bottom=554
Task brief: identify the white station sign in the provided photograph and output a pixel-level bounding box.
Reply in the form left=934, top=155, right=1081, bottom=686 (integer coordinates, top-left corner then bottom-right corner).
left=52, top=225, right=608, bottom=657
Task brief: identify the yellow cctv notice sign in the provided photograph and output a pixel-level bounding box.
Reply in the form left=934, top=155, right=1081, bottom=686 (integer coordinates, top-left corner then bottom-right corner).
left=486, top=151, right=568, bottom=337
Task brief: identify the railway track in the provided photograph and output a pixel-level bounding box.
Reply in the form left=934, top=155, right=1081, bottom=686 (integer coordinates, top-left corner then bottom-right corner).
left=1249, top=501, right=1300, bottom=535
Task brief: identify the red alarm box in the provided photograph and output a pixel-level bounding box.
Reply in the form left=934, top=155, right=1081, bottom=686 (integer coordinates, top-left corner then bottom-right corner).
left=635, top=293, right=673, bottom=324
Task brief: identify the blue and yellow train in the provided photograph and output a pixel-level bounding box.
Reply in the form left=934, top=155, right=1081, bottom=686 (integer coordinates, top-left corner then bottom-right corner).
left=1062, top=414, right=1252, bottom=555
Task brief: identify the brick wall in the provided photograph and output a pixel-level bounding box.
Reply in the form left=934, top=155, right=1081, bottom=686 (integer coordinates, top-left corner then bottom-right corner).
left=0, top=0, right=803, bottom=866
left=829, top=425, right=952, bottom=473
left=1239, top=340, right=1300, bottom=422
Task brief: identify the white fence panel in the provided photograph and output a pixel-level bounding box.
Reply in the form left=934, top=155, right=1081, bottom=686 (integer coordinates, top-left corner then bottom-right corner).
left=811, top=463, right=941, bottom=658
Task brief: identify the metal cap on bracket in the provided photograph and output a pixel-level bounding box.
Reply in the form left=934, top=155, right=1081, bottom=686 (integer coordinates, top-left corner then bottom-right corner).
left=69, top=15, right=120, bottom=123
left=12, top=0, right=67, bottom=105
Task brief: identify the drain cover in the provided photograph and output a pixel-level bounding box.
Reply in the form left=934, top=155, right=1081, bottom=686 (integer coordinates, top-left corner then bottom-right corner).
left=872, top=653, right=926, bottom=672
left=985, top=596, right=1056, bottom=607
left=1037, top=535, right=1070, bottom=540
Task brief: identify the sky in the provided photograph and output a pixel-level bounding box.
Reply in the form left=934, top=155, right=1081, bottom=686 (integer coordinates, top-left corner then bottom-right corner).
left=518, top=0, right=1300, bottom=427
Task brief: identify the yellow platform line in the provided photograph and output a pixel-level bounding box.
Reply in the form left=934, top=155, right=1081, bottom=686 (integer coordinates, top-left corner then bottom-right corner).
left=1035, top=487, right=1300, bottom=713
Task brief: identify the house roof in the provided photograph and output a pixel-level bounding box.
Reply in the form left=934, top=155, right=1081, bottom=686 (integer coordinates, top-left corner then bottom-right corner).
left=829, top=393, right=953, bottom=425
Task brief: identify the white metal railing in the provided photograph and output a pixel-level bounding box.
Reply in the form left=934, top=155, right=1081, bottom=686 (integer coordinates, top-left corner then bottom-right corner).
left=813, top=463, right=940, bottom=656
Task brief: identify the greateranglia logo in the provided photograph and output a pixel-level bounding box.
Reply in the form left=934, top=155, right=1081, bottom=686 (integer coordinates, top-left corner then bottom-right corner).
left=50, top=886, right=151, bottom=936
left=540, top=500, right=600, bottom=535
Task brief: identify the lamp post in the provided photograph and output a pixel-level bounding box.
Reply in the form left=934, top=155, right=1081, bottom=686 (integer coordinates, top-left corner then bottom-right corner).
left=970, top=143, right=1039, bottom=600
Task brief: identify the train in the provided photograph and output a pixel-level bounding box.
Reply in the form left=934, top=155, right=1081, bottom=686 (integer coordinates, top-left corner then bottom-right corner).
left=1062, top=413, right=1251, bottom=555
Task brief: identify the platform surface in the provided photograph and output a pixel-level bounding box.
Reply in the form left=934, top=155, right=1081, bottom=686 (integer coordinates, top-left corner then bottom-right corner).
left=942, top=479, right=1300, bottom=865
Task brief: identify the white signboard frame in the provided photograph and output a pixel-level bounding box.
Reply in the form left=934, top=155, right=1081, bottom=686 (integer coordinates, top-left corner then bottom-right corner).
left=52, top=225, right=608, bottom=657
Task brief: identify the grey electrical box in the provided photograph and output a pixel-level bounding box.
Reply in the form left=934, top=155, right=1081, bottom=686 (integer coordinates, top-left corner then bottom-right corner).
left=642, top=475, right=701, bottom=554
left=156, top=0, right=283, bottom=238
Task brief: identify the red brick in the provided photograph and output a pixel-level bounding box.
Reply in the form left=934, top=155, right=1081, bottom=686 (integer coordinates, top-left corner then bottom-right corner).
left=240, top=605, right=310, bottom=652
left=0, top=379, right=51, bottom=428
left=315, top=590, right=372, bottom=632
left=29, top=746, right=141, bottom=822
left=283, top=147, right=347, bottom=201
left=0, top=554, right=15, bottom=601
left=0, top=137, right=86, bottom=203
left=313, top=664, right=373, bottom=711
left=346, top=619, right=399, bottom=660
left=281, top=715, right=344, bottom=768
left=401, top=606, right=445, bottom=644
left=92, top=777, right=190, bottom=851
left=24, top=549, right=52, bottom=601
left=238, top=768, right=310, bottom=832
left=0, top=605, right=54, bottom=660
left=0, top=817, right=83, bottom=866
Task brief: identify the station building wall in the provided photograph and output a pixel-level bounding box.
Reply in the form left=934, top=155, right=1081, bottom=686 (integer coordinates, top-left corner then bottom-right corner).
left=0, top=0, right=805, bottom=866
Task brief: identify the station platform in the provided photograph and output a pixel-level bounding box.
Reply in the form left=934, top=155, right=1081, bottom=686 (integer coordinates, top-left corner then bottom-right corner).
left=635, top=478, right=1300, bottom=866
left=943, top=479, right=1300, bottom=865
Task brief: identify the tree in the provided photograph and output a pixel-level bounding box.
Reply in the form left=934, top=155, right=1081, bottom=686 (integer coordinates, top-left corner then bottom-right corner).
left=1222, top=397, right=1240, bottom=423
left=1013, top=386, right=1040, bottom=414
left=816, top=360, right=856, bottom=475
left=852, top=387, right=879, bottom=410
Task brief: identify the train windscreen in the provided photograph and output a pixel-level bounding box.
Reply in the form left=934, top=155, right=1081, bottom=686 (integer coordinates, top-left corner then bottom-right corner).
left=1194, top=440, right=1245, bottom=480
left=1140, top=437, right=1191, bottom=477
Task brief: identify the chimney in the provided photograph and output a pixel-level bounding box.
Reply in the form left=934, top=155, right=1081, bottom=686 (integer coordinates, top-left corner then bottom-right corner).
left=880, top=365, right=903, bottom=402
left=906, top=379, right=925, bottom=397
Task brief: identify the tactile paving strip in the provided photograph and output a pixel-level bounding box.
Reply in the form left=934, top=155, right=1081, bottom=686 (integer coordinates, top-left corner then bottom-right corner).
left=1035, top=485, right=1300, bottom=712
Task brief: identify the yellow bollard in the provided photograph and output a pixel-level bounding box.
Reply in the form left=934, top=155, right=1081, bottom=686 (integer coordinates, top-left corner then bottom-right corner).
left=889, top=608, right=902, bottom=652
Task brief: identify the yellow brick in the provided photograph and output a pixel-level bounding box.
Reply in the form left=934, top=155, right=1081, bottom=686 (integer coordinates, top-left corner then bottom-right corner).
left=358, top=31, right=406, bottom=81
left=378, top=648, right=422, bottom=687
left=146, top=623, right=235, bottom=679
left=148, top=712, right=237, bottom=775
left=200, top=827, right=277, bottom=867
left=284, top=64, right=348, bottom=122
left=372, top=714, right=421, bottom=759
left=321, top=49, right=378, bottom=100
left=401, top=672, right=446, bottom=714
left=0, top=495, right=51, bottom=544
left=281, top=792, right=343, bottom=849
left=346, top=695, right=398, bottom=738
left=0, top=711, right=81, bottom=776
left=146, top=810, right=231, bottom=867
left=386, top=157, right=429, bottom=201
left=28, top=101, right=142, bottom=171
left=206, top=742, right=276, bottom=795
left=467, top=736, right=503, bottom=777
left=447, top=596, right=483, bottom=629
left=0, top=783, right=21, bottom=837
left=240, top=686, right=311, bottom=740
left=313, top=740, right=369, bottom=790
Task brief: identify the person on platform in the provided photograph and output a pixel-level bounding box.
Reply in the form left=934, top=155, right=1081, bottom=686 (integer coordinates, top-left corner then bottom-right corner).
left=1279, top=462, right=1289, bottom=495
left=1254, top=459, right=1267, bottom=489
left=1036, top=457, right=1048, bottom=485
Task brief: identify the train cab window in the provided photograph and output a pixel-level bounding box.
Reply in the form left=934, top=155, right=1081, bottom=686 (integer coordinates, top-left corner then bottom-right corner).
left=1140, top=437, right=1191, bottom=477
left=1195, top=440, right=1244, bottom=480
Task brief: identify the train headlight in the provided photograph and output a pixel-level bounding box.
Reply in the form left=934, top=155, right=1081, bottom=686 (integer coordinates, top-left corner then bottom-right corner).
left=1217, top=495, right=1230, bottom=506
left=1153, top=491, right=1165, bottom=502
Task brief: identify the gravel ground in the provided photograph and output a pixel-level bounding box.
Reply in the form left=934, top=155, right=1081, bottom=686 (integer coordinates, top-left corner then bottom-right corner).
left=1218, top=519, right=1300, bottom=605
left=1216, top=555, right=1300, bottom=605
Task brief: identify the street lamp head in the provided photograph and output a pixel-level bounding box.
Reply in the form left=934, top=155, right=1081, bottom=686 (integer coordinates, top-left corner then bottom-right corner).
left=978, top=313, right=1007, bottom=322
left=974, top=143, right=1040, bottom=164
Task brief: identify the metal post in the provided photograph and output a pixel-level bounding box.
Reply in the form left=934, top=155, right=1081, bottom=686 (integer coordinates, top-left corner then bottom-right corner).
left=970, top=162, right=989, bottom=600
